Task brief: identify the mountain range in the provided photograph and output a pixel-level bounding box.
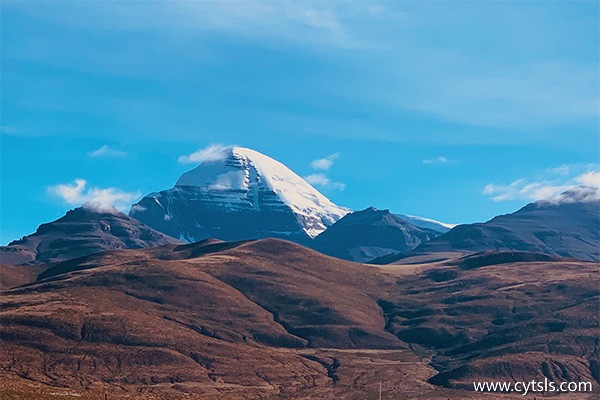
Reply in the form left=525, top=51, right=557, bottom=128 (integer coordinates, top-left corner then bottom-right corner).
left=2, top=147, right=598, bottom=266
left=1, top=146, right=599, bottom=399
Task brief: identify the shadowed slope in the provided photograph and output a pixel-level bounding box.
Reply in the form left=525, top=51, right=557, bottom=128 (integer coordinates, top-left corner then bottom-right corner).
left=377, top=253, right=600, bottom=390
left=312, top=207, right=440, bottom=262
left=416, top=196, right=600, bottom=261
left=0, top=207, right=181, bottom=265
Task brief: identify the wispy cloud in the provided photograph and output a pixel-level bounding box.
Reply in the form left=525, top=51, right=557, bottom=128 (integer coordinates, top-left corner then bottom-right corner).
left=305, top=152, right=344, bottom=190
left=422, top=156, right=451, bottom=165
left=304, top=173, right=346, bottom=191
left=483, top=165, right=600, bottom=203
left=310, top=152, right=339, bottom=170
left=48, top=179, right=140, bottom=212
left=88, top=145, right=128, bottom=158
left=178, top=144, right=231, bottom=164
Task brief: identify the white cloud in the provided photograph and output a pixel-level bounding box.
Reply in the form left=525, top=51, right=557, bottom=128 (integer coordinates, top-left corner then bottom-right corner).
left=129, top=204, right=147, bottom=214
left=310, top=152, right=340, bottom=170
left=422, top=156, right=450, bottom=165
left=169, top=2, right=349, bottom=48
left=483, top=165, right=600, bottom=203
left=576, top=170, right=600, bottom=187
left=89, top=145, right=128, bottom=158
left=306, top=152, right=345, bottom=190
left=304, top=173, right=346, bottom=191
left=48, top=179, right=141, bottom=212
left=178, top=144, right=231, bottom=164
left=483, top=181, right=572, bottom=202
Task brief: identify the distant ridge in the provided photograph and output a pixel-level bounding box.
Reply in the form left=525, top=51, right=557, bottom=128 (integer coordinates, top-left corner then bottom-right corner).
left=0, top=206, right=181, bottom=265
left=311, top=207, right=441, bottom=262
left=415, top=188, right=600, bottom=261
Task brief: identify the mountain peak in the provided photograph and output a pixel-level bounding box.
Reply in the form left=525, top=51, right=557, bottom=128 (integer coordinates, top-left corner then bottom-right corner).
left=311, top=207, right=442, bottom=262
left=131, top=147, right=349, bottom=241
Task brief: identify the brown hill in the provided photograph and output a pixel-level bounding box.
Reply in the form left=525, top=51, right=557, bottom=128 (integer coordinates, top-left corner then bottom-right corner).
left=378, top=251, right=600, bottom=391
left=1, top=239, right=598, bottom=399
left=0, top=263, right=46, bottom=290
left=1, top=239, right=419, bottom=399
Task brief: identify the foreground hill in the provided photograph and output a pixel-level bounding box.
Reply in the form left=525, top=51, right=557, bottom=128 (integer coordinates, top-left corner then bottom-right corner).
left=0, top=263, right=46, bottom=290
left=0, top=206, right=181, bottom=265
left=377, top=250, right=599, bottom=390
left=1, top=240, right=413, bottom=399
left=416, top=190, right=600, bottom=262
left=1, top=240, right=598, bottom=399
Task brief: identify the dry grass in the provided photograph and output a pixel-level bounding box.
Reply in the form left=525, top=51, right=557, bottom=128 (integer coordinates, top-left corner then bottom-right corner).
left=1, top=239, right=598, bottom=399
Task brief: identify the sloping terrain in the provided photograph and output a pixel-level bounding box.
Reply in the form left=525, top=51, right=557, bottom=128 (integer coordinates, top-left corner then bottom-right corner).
left=377, top=251, right=600, bottom=390
left=1, top=240, right=410, bottom=399
left=0, top=207, right=181, bottom=265
left=416, top=195, right=600, bottom=261
left=0, top=264, right=46, bottom=290
left=1, top=240, right=598, bottom=399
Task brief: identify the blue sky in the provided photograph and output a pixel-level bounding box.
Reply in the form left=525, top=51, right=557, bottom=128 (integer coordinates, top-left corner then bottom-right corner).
left=1, top=1, right=599, bottom=244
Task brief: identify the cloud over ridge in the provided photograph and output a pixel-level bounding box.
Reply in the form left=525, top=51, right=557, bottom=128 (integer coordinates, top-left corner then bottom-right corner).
left=48, top=179, right=140, bottom=212
left=178, top=144, right=231, bottom=164
left=483, top=165, right=600, bottom=203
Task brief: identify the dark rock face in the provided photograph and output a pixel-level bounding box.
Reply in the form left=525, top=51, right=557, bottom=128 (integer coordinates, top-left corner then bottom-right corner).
left=417, top=197, right=600, bottom=262
left=130, top=185, right=312, bottom=244
left=0, top=207, right=181, bottom=265
left=311, top=207, right=441, bottom=262
left=130, top=147, right=348, bottom=243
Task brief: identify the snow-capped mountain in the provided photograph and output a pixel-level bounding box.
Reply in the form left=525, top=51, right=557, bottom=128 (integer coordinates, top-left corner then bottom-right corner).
left=395, top=214, right=456, bottom=233
left=130, top=147, right=349, bottom=243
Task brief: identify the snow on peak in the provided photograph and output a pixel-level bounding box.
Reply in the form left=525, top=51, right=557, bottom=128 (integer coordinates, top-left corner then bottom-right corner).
left=395, top=213, right=456, bottom=233
left=175, top=146, right=349, bottom=238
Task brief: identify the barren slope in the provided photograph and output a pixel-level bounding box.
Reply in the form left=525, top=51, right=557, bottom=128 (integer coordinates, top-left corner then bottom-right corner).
left=1, top=241, right=598, bottom=399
